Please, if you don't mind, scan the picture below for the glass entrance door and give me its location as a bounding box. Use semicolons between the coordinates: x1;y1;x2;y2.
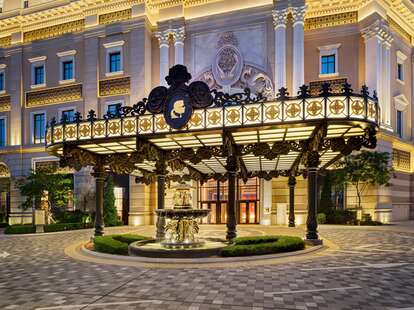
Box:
239;201;258;224
201;201;227;224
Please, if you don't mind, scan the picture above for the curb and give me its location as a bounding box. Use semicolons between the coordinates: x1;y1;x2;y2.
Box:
64;241;326;268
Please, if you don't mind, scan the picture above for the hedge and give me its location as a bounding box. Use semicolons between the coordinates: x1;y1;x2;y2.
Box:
94;234;150;255
4;222;93;234
5;225;36;234
44;222;94;232
221;235;305;257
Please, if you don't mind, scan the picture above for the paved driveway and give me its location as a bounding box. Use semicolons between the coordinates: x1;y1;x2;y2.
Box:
0;224;413;310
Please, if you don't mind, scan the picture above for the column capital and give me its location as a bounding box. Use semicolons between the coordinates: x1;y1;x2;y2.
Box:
291;5;307;26
306;150;320;169
288;175;297;187
361;19;393;44
155;30;170;48
171;26;185;45
272;8;289;29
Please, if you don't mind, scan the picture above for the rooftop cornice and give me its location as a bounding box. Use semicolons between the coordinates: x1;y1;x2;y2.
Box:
0;0;413;45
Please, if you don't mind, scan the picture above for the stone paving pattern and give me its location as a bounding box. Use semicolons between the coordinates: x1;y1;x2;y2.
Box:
0;224;414;310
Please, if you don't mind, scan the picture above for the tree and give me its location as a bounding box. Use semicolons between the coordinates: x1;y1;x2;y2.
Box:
333;151;391;209
319;171;334;213
17;167;73;211
103;175;118;226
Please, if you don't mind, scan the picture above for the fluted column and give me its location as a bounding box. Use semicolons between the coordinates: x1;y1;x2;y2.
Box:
383;39;392;129
362;20;393;130
272;9;288;93
155;30;170;86
305;151;320;243
291;6;306;95
92;163;106;237
172;27;185;65
288;175;296;227
226;156;238;240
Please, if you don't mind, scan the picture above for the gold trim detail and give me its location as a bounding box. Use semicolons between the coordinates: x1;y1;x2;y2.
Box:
246;107;260;121
23;20;85;43
0;95;11;112
26;84;82;108
309;78;347;96
99;77;130;97
0;36;12;48
99;9;132;25
329;100;345;115
0;163;10;177
388;17;412;43
305;12;358;31
307;101;322;116
392;148;411;172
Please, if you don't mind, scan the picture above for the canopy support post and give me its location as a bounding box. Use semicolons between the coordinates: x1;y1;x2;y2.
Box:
288;175;296;227
92;162;106;237
226;156;238;241
155;159;167;241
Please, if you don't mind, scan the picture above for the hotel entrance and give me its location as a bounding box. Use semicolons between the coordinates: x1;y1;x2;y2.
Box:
199;178;259;224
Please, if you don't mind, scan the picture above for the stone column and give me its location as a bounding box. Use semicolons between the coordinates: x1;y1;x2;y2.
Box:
155;160;166;240
172;27;185;65
288;175;296;227
226;156;238;240
92;164;106;237
272;9;288;93
291;6;306;95
155;30;170;87
382;39;392;128
305;151;320;243
362;20;393;130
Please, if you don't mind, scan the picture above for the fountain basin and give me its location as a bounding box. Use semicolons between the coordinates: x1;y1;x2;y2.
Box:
128;239;227;258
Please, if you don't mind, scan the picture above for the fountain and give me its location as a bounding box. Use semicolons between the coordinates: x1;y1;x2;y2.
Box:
128;183;227;258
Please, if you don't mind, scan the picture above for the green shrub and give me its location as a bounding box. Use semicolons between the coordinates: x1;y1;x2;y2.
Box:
317;213;326;224
93;234;150;255
55;210;92;224
103;175;118;226
94;236;129;255
5;225;35;234
0;222;9;228
233;235;280;245
221;235;305;257
111;234;150;245
325;209;357;224
43;222;93;232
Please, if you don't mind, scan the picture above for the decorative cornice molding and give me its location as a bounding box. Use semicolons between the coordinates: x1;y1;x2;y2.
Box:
56;50;77;57
305;11;358;31
28;56;47;63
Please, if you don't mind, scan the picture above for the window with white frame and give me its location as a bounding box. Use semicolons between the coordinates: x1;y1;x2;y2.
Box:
318;44;340;78
29;56;46;88
57;50;76;83
0;64;5;93
396;51;407;83
394;94;409;139
32;112;46;144
0;117;6;147
104;41;124;76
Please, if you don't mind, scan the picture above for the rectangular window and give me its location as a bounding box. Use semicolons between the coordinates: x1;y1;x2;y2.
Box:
321;55;336;74
62;60;73;81
33;113;45;144
109;52;121;73
107;103;121;117
0;118;5;147
397;110;403;138
397;63;404;81
61;109;75;122
0;72;4;91
34;65;44;85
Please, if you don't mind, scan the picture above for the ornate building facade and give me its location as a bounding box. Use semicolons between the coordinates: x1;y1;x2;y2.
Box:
0;0;413;225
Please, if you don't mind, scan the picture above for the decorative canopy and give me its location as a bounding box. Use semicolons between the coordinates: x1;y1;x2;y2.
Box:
46;65;379;184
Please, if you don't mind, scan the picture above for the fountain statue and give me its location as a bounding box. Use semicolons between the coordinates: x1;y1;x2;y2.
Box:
156;183;210;248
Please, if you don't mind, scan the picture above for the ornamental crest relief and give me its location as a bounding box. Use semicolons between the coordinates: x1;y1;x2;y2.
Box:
197;31;274;99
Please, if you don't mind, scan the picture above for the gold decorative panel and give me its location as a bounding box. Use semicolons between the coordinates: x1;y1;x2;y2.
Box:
388;17;412;43
99;9;132;25
309;78;347;96
99;77;130;97
26;84;82;107
0;95;11;112
0;36;12;48
23;20;85;43
305;12;358;30
393;149;411;172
